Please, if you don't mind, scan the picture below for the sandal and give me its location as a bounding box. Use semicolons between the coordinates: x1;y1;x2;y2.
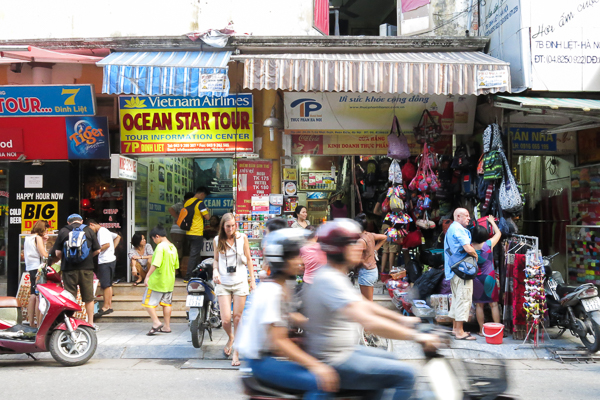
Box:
132;281;143;286
223;341;233;357
455;333;477;341
147;324;164;336
158;327;172;333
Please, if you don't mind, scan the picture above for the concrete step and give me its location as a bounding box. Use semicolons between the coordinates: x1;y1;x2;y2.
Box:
104;295;188;312
374;294;394;310
96;310;188;323
111;281;188;297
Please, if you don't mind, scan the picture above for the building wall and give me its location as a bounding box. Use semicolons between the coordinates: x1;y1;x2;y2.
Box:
398;0;472;36
0;0;320;39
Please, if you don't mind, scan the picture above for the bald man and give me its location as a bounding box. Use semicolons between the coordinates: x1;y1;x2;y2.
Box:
444;208;478;341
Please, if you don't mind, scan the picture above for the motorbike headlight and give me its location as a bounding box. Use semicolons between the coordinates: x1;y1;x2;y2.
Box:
60;290;78;303
38;295;49;315
187;281;205;293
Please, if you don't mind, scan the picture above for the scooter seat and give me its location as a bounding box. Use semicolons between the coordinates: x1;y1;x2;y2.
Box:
0;297;19;308
556;285;579;298
245;375;373;397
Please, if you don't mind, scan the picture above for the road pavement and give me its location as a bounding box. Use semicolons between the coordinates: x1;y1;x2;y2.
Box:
0;357;598;400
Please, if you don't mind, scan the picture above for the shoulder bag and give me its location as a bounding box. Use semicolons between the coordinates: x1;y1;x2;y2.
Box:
387;116;411;160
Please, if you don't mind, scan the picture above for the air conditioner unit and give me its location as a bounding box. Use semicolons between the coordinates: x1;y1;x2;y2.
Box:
379;23;397;36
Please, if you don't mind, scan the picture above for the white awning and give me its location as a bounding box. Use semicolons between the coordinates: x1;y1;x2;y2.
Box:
233;52;511;95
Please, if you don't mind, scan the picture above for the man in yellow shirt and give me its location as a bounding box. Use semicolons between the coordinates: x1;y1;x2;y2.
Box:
185;187;210;281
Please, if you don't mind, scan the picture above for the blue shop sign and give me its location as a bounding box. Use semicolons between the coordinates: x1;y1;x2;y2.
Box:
66;116;110;159
0;84;95;117
510;128;557;152
204;197;234;210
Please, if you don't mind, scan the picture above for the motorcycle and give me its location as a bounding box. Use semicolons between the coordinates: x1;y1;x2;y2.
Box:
187;258;222;349
0;265;97;366
544;253;600;353
241;326;515;400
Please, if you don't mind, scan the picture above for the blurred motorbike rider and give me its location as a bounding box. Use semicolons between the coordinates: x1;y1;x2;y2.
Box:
303;219;440;400
236;229;339;399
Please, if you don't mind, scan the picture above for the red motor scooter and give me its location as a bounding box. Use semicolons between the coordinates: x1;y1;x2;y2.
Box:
0;265;97;366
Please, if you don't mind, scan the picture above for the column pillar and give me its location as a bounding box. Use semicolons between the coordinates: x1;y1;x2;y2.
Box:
259;90;283;194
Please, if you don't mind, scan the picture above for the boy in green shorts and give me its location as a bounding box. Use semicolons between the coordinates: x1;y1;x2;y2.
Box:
142;225;179;335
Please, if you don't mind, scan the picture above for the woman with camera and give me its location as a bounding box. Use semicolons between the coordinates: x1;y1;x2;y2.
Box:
213;213;256;366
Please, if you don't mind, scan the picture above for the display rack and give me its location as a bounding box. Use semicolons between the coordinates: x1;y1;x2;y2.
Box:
566;225;600;285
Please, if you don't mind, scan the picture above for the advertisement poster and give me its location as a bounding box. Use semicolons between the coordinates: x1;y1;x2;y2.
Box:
65;116;110;159
292;134;452;157
236;160;272;214
578;128;600;165
0;84;96;116
285;92;476;136
119;94;254;154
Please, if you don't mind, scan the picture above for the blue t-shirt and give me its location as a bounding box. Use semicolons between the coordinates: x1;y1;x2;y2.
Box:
444;221;472;280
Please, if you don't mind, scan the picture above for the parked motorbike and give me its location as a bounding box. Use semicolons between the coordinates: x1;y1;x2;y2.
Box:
187;258;221;349
0;265;97;366
544;253;600;352
241;326;515;400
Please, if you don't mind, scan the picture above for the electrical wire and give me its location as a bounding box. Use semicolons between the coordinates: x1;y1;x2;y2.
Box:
414;0;482;36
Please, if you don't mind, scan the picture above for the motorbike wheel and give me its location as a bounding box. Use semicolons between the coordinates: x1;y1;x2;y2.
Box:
576;307;600;353
48;325;97;366
191;307;206;349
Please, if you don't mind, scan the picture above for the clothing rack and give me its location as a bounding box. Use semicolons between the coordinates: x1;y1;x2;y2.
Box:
509;234;538;252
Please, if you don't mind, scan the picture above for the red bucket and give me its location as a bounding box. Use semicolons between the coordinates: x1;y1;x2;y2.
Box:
482;323;504;345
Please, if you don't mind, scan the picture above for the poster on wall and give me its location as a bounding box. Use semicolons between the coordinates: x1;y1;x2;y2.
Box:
236;160;272;214
577;128;600;165
118;94;254;155
284;93;477;136
65;116;110;159
530;0;600;91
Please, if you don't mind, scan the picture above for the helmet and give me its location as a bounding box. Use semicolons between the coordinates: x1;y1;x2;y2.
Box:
264;228;308;276
317;219;362;256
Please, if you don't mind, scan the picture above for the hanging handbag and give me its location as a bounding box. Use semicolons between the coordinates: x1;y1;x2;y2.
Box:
389;186;405;212
388;159;403;184
381;197;391;213
451;144;471;170
498;152;524;213
482;150;503;181
387;116;411;160
401;160;417;184
403;229;423;248
413;109;442;144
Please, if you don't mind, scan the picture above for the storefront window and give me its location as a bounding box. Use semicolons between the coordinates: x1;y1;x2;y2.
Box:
135;162;149;236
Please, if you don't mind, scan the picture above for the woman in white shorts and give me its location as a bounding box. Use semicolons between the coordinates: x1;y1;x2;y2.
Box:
213;213;256;366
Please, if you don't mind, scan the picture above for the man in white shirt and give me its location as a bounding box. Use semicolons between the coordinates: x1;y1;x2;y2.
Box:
88;220;121;317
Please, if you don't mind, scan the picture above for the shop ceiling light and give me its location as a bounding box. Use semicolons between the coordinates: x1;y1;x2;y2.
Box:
263;106;282;141
301;156;311;169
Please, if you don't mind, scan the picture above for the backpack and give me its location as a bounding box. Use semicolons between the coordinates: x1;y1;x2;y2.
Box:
451;144;471;170
177;199;200;231
388;159;403;185
63;224;90;263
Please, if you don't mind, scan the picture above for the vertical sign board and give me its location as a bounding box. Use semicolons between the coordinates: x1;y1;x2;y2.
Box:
7;163;75;296
236;160;272;214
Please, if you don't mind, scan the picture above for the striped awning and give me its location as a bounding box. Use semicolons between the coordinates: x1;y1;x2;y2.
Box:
97;51;232;97
496;96;600;111
233;52;511;95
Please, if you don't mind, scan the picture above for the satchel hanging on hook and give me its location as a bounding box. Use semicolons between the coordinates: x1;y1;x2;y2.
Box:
387;116;411;160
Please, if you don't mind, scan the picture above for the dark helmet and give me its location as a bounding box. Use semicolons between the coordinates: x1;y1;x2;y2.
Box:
263;228;308;276
317;219;362;256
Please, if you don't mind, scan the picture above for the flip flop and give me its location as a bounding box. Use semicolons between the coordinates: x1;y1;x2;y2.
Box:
147;324;164;336
132;281;143;286
223;342;233;357
158;327;172;333
455;333;477;341
231;359;241;367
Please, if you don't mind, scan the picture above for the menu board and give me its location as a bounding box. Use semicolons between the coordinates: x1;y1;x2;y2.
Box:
571;164;600;225
236;160;272;214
